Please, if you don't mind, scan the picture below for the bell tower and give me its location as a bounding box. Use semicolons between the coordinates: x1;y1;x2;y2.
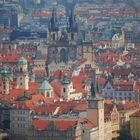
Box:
0;67;10;95
61;73;74;100
87;69;104;140
67;10;78;43
48;8;59;42
16;57;29;90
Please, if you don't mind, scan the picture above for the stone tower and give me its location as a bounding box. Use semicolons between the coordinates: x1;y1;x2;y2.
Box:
67;10;78;43
87;69;104;140
0;67;10;95
16;57;29;90
61;73;74;100
48;8;59;42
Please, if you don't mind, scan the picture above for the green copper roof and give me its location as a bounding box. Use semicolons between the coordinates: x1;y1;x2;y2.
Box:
0;68;10;78
18;57;27;65
38;80;53;90
61;73;71;85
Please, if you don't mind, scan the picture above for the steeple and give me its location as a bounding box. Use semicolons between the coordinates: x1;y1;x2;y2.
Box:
0;67;10;95
16;57;29;90
88;69;104;101
68;9;77;32
61;72;71;85
49;8;58;32
61;72;74;100
87;69;104;140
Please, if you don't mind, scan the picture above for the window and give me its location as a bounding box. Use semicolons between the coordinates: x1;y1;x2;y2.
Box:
53;34;55;40
20;68;22;72
47;92;50;97
63;88;66;93
71;33;74;40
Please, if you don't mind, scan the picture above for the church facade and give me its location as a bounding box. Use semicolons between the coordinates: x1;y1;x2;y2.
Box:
47;10;83;64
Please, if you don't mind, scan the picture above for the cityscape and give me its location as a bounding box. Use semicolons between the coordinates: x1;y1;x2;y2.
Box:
0;0;140;140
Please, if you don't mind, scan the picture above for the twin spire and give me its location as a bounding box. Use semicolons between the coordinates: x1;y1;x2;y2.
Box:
49;8;77;32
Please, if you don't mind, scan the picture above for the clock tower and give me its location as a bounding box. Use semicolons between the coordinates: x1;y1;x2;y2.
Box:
87;69;104;140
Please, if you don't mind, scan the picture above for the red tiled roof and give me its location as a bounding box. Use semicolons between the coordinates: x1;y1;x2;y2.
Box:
79;118;96;129
51;82;61;97
32;105;56;115
32;120;77;131
34;11;51;17
117;102;139;111
98;78;106;85
130;110;140;117
111;69;130;76
35;70;45;77
32;120;50;131
0;56;32;63
133;82;140;91
71;76;84;93
74;102;87;111
53;70;73;79
55;120;77;131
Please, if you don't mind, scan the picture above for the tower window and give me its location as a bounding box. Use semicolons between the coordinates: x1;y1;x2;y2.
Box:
71;33;74;40
47;92;50;97
53;33;55;40
20;83;22;86
20;68;22;72
63;88;66;93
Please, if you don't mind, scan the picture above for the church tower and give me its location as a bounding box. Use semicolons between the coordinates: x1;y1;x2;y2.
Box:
87;69;104;140
16;57;29;90
48;8;59;42
61;73;74;100
67;10;78;43
0;67;10;95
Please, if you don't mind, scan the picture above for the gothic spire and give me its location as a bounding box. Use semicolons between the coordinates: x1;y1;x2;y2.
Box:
89;69;104;101
68;9;77;32
49;8;58;32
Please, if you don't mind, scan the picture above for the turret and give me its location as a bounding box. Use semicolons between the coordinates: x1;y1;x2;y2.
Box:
16;57;29;90
61;72;74;100
87;69;104;140
0;67;10;95
38;78;54;98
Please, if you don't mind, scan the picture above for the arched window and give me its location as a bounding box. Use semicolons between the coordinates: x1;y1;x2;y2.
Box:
47;92;50;97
